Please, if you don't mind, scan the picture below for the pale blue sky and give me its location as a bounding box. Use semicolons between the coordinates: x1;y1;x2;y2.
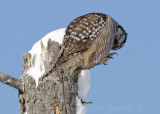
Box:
0;0;160;114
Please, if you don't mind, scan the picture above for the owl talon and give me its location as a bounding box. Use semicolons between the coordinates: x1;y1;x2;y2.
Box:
107;56;113;59
102;52;117;65
112;52;118;56
109;52;118;56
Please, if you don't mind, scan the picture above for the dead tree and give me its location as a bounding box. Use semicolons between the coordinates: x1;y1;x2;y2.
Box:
0;39;85;114
0;13;127;114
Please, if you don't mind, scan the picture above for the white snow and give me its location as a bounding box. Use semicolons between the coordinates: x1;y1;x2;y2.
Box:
26;28;66;86
41;28;65;47
76;96;87;114
26;28;91;114
77;70;91;101
76;70;91;114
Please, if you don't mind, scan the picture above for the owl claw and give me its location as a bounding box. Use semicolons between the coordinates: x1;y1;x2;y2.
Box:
107;52;118;59
102;52;118;65
111;52;118;56
107;56;113;59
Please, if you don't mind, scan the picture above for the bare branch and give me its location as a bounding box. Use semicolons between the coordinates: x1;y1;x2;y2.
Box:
0;72;24;93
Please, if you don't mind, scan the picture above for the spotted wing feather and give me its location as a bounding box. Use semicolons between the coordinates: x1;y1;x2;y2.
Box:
56;13;107;66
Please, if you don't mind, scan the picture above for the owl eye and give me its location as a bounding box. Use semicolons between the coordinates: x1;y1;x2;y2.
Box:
114;39;118;44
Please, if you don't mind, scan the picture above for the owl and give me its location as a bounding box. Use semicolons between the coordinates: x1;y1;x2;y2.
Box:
45;13;127;76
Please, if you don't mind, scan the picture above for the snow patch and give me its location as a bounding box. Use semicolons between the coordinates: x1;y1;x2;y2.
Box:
26;28;66;86
78;70;91;100
76;70;91;114
76;97;87;114
41;28;65;47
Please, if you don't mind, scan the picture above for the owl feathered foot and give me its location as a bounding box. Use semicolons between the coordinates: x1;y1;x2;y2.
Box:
103;52;118;65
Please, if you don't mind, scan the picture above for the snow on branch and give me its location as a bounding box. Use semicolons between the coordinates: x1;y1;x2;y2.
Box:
26;28;66;86
0;72;23;93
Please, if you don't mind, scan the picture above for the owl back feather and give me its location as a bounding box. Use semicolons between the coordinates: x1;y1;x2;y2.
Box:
44;13;127;76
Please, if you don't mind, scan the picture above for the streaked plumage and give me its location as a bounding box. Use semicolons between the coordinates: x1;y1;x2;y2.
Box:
45;13;127;76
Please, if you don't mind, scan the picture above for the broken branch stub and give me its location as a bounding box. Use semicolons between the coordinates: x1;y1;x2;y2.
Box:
20;40;80;114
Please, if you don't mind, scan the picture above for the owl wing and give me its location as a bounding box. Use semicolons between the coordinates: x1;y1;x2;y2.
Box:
56;13;108;66
64;14;106;54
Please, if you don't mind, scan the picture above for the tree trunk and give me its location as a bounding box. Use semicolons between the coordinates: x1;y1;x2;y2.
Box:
19;40;82;114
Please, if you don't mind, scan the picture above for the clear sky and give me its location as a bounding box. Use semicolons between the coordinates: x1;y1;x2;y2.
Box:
0;0;160;114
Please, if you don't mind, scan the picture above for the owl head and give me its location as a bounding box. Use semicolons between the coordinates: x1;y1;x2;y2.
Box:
112;25;127;50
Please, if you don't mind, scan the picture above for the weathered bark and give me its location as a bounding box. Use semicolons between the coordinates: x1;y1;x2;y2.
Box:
0;72;23;93
0;39;84;114
19;39;83;114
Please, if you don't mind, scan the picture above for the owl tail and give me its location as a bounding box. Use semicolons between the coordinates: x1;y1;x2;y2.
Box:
42;56;64;77
43;65;57;77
